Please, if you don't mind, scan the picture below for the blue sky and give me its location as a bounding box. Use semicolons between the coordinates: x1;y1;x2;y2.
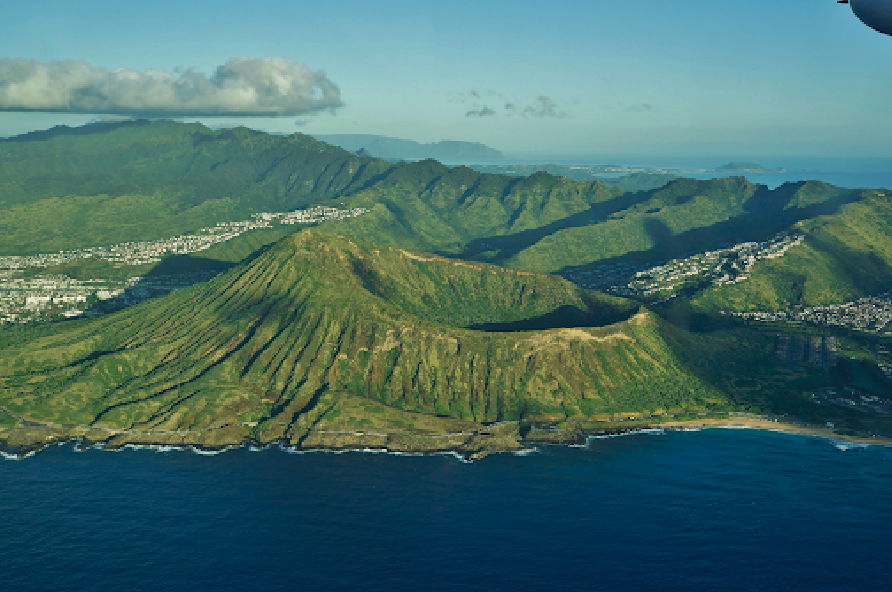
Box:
1;0;890;157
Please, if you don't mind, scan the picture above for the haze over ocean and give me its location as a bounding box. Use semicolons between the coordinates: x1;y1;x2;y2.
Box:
2;429;891;592
470;156;892;191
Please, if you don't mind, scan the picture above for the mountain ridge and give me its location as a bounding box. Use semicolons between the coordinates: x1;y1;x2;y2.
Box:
310;133;504;161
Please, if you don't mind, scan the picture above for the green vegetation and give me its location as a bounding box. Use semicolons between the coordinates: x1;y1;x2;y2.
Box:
4;121;892;453
0;120;392;254
0;231;737;437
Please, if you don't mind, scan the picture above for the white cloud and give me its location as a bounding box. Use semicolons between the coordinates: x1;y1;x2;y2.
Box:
0;57;342;116
522;96;570;119
465;106;496;117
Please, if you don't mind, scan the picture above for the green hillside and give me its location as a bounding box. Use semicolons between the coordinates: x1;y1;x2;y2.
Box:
0;120;391;255
0;231;762;447
323;175;861;274
0;120;624;258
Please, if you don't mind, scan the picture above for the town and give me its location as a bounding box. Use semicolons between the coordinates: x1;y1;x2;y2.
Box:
810;387;892;414
0;205;370;324
0;205;370;271
730;293;892;333
562;231;804;299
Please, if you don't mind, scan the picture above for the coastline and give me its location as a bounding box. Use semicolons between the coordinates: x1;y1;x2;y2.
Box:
1;415;890;461
655;417;892;446
525;417;892;448
0;420;525;461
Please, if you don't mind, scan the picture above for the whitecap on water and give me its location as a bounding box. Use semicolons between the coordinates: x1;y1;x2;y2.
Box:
589;428;667;441
512;447;540;456
0;449;33;461
190;445;240;456
832;440;871;451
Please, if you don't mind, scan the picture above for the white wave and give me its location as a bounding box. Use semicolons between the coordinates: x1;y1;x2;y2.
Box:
0;433;542;463
588;428;667;441
116;443;184;453
832;440;871;451
512;447;540;456
437;451;473;463
190;445;240;456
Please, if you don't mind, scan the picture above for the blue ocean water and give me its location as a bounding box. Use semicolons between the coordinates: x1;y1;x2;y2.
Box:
2;429;891;592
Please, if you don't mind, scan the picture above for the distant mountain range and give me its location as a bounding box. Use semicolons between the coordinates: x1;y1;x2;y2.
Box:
311;134;504;161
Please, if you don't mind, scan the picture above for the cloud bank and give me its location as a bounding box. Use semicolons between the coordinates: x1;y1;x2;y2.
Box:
0;57;342;116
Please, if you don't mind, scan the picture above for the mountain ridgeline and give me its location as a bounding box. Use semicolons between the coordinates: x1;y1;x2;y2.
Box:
310;134;504;161
4;119;892;314
0;120;868;282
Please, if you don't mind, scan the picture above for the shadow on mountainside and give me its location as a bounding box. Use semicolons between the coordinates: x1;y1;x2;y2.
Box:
555;184;863;272
81;243;276;317
456;181;863;273
467;303;637;332
456;189;655;265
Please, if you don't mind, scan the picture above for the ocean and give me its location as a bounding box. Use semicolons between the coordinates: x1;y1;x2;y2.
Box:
2;429;891;591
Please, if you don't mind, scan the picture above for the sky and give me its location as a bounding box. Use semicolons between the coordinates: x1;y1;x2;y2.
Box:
1;0;891;157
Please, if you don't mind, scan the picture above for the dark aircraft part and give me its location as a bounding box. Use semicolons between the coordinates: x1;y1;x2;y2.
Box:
840;0;892;36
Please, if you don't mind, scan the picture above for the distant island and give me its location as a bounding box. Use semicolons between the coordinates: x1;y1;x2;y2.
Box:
311;134;504;161
715;162;785;173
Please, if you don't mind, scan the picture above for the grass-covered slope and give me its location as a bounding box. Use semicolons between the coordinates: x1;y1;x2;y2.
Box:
326;175;862;274
0;121;627;257
322;165;627;256
0;230;737;445
0;120;392;254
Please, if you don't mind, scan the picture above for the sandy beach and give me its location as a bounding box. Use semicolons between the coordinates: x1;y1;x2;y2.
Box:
649;417;892;446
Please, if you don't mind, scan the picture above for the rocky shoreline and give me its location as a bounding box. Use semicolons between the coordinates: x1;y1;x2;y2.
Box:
2;417;890;461
0;420;526;461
